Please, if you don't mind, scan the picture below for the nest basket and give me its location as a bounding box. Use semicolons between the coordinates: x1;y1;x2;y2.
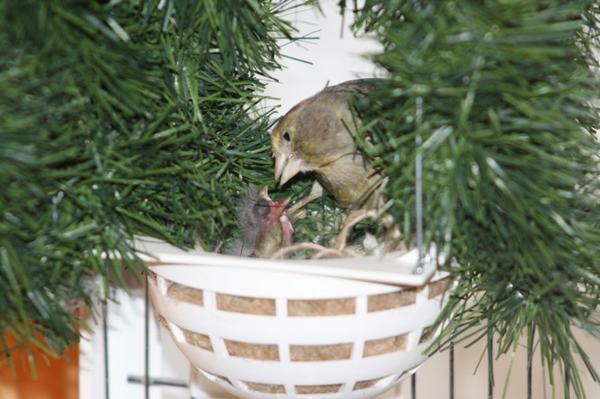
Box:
139;237;453;399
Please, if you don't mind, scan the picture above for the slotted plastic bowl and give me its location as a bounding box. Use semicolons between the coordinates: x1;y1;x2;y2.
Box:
138;237;453;399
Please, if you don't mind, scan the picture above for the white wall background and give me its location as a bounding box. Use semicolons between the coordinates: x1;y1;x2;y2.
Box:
260;0;384;115
79;2;600;399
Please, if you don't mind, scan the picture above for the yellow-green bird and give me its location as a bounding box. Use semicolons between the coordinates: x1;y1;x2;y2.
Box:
271;79;384;208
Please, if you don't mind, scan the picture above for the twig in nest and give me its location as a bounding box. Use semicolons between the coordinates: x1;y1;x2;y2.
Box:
311;249;348;259
272;242;346;259
311;247;352;259
276;194;401;260
335;209;378;251
288;182;324;222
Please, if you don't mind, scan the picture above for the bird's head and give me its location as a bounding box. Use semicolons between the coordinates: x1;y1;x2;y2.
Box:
271;90;359;188
271;102;313;187
238;186;293;257
254;186;290;232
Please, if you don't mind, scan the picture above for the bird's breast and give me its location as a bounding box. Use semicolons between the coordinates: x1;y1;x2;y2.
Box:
315;155;381;208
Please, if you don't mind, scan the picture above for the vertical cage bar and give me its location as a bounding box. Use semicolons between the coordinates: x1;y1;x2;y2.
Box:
487;326;494;399
449;342;455;399
527;324;534;399
527;350;532;399
414;96;424;274
415;141;423;272
411;374;417;399
102;296;110;399
144;278;150;399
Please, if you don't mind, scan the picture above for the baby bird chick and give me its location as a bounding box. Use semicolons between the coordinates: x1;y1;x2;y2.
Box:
232;187;293;258
271;79;384;209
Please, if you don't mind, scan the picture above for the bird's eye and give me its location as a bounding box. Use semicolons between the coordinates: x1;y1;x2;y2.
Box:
282;131;291;142
254;201;270;217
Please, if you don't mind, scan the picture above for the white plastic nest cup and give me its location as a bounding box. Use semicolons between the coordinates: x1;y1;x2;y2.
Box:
140;238;453;399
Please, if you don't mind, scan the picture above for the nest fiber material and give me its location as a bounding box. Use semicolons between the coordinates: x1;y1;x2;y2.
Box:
141;239;452;399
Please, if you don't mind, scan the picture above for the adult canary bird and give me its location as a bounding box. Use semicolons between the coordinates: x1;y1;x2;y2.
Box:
271;79;384;208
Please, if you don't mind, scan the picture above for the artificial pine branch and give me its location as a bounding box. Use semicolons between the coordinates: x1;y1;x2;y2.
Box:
0;0;310;359
351;1;600;397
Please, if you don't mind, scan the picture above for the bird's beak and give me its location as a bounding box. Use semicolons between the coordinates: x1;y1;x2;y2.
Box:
270;197;294;247
269;197;290;220
274;154;308;186
274;153;287;183
273;197;290;209
259;186;270;200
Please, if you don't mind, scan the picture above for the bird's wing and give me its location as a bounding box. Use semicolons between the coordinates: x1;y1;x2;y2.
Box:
321;78;385;95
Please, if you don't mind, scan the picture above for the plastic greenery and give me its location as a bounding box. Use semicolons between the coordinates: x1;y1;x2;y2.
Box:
0;0;309;361
351;1;600;397
2;1;600;396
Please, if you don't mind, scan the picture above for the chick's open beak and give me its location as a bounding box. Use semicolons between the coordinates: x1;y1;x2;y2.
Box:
273;197;290;210
274;153;308;186
267;197;289;219
271;197;293;246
